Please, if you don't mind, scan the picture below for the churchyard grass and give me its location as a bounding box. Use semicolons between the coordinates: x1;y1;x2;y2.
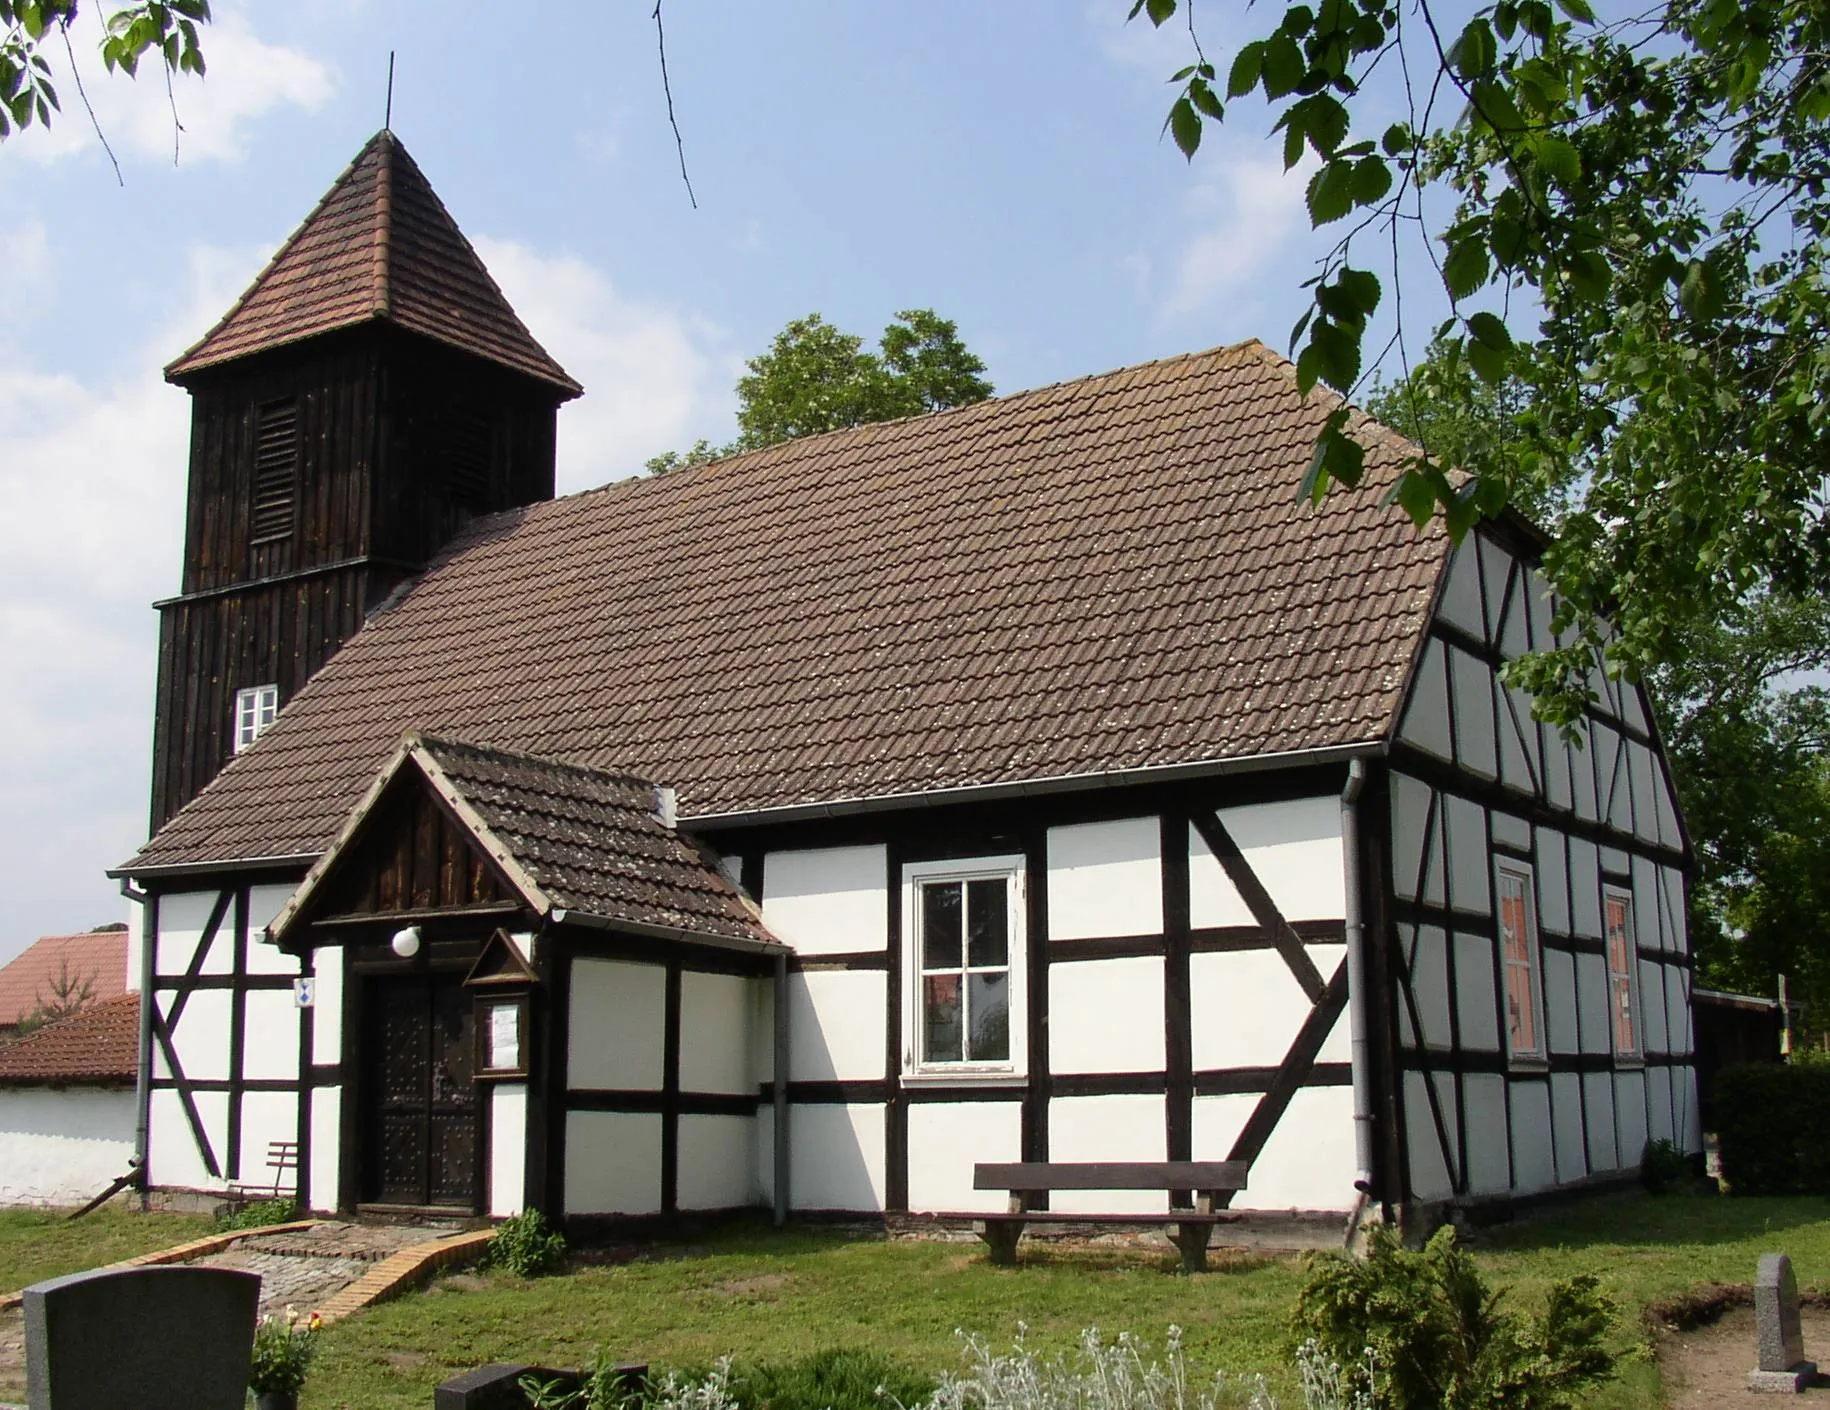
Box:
304;1194;1826;1408
0;1206;211;1292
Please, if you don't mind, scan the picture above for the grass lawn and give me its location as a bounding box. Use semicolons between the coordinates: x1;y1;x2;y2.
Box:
0;1206;212;1292
303;1193;1830;1410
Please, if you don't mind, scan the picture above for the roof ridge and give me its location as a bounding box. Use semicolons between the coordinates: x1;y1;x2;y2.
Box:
412;731;662;793
371;129;394;319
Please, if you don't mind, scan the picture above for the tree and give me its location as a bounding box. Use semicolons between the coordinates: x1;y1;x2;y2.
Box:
1138;0;1830;729
645;309;992;473
13;955;98;1037
1368;343;1830;1030
1;1;209;141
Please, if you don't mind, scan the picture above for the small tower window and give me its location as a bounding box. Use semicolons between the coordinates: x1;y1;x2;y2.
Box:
234;684;279;752
442;408;494;511
250;398;300;542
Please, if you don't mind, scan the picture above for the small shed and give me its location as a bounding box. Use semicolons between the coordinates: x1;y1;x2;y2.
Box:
0;993;140;1206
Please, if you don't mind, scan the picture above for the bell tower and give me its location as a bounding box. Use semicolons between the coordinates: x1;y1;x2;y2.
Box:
150;131;582;831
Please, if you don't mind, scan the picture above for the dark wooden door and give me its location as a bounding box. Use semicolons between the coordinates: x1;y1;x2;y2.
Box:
363;972;480;1208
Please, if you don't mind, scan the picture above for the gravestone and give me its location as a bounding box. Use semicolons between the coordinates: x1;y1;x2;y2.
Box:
23;1265;259;1410
434;1361;646;1410
1750;1252;1818;1393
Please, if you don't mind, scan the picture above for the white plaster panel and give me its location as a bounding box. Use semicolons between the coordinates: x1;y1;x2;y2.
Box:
1404;1071;1458;1202
1646;1064;1675;1147
717;853;744;887
1499;565;1531;660
308;1086;340;1213
1615;1069;1648;1170
1632;857;1662;952
1051;956;1164;1074
1450;648;1499;781
1490;811;1531;853
1621;681;1650;734
1527;569;1555;656
1463;1072;1511;1195
490;1083;526;1217
1543;947;1579;1056
1047;818;1163;940
1550;1071;1587;1185
1628;744;1660;846
1674;1065;1701;1152
311;946;343;1067
1569;839;1602;939
164;988;231;1083
236;1091;298;1193
1660;868;1687;953
1388;774;1433;904
1401;926;1452;1052
1508;1079;1556;1194
1666;967;1693;1056
753;1108;776;1208
1571;721;1600;821
1639;961;1669;1054
246;938;298;979
568;959;666;1091
1543;720;1574;812
750;981;775;1087
1600;845;1631;877
1215;797;1344;922
1399;639;1454;761
241;990;301;1082
1498;697;1533;796
1438;542;1484;638
149;1088;226;1191
1654;766;1683;851
761;846;888;955
680;971;754;1095
566;1111;663;1215
789;971;887;1083
1583;1071;1618;1170
906;1101;1022;1214
0;1089;136;1207
1477;536;1513;644
1535;831;1570;936
246;883;301;974
1190;947;1345;1070
1188;824;1253;927
677;1114;753;1210
1194;1086;1357;1212
1048;1095;1166;1213
157;890;235;978
788;1102;885;1211
1576;952;1610;1055
1443;794;1490;916
1454;933;1501;1052
125;904;145;1000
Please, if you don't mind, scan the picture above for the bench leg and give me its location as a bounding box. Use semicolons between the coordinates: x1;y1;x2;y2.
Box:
974;1220;1025;1266
1165;1222;1212;1274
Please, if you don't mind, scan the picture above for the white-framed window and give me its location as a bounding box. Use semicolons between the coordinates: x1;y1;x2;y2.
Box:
1603;885;1642;1059
234;684;279;753
1496;862;1547;1063
901;854;1026;1081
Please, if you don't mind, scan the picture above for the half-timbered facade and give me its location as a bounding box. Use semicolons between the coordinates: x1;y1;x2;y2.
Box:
113;134;1697;1233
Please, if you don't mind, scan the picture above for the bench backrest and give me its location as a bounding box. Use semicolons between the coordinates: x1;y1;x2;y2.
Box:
973;1160;1245;1192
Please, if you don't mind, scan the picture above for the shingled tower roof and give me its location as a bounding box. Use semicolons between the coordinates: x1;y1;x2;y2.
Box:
165;130;581;397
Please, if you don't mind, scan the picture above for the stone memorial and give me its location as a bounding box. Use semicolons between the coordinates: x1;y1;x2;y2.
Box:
434;1360;646;1410
23;1264;260;1410
1750;1252;1818;1393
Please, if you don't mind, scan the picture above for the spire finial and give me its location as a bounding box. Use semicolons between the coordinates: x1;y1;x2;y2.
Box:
385;51;395;132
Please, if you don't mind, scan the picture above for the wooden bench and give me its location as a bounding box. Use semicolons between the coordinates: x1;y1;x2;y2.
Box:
972;1161;1247;1272
229;1139;299;1202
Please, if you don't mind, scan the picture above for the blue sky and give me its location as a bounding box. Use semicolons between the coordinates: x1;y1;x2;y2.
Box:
0;1;1434;962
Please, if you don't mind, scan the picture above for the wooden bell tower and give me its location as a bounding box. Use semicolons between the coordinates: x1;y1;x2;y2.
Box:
149;131;582;831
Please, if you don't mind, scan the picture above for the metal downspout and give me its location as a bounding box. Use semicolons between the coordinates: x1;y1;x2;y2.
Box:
1341;759;1375;1195
773;950;790;1225
122;880;156;1194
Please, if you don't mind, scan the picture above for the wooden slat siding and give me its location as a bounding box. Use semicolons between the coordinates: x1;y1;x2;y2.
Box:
1217;958;1351;1204
1188;811;1328;1002
974;1161;1246;1192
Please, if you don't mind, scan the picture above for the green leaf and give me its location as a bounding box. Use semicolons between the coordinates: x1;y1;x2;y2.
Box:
1227;40;1265;98
1306;159;1355;225
1553;0;1595;21
1449;19;1497;79
1381;122;1409;157
1309;317;1363;389
1168;95;1201;159
1467;311;1513;350
1466;334;1511;385
1263;33;1305;99
1337;266;1381;317
1189;76;1224;120
1443;237;1492;299
1283;120;1306;170
1530;133;1581;186
1145;0;1178;25
1350;155;1392;205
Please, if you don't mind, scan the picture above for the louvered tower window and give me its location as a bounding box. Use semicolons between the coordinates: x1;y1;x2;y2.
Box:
250;398;300;543
442;408;494;511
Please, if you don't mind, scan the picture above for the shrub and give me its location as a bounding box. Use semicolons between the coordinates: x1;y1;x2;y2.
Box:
1713;1062;1830;1194
1290;1225;1614;1410
248;1308;321;1395
1639;1138;1697;1194
213;1197;297;1232
487;1207;567;1278
731;1348;934;1410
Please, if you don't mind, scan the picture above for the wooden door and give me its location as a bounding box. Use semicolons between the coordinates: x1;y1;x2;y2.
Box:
363;971;480;1208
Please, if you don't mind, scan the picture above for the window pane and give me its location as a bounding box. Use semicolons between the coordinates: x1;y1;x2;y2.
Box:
923;882;962;969
967;878;1008;967
1613;974;1636;1052
967;971;1009;1061
1506;961;1537;1054
1499;875;1530;964
923;974;962;1062
1605;894;1632;975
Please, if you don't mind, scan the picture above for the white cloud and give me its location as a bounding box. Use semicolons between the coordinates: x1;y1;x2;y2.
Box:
473;237;739;491
1161;147;1316;318
25;3;334;169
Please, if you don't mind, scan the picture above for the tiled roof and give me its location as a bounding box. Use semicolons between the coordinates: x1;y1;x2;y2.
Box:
165;131;580;397
418;734;773;945
0;932;130;1029
0;991;140;1086
124;340;1450;874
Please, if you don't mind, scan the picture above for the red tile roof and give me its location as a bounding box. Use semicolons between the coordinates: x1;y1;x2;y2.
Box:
0;991;140;1086
122;339;1450;875
165;131;580;397
0;932;130;1029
